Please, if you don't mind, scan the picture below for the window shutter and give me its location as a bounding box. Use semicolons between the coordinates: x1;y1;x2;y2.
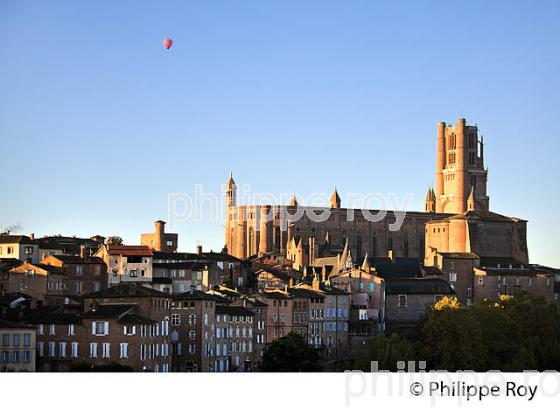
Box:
105;322;109;335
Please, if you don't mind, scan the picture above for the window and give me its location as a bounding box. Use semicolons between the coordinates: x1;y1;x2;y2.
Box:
369;282;375;292
102;343;110;358
68;324;75;336
171;314;180;326
90;343;98;358
120;343;129;359
37;342;44;357
448;152;456;165
449;272;457;282
12;334;20;347
189;330;196;340
92;321;109;336
49;342;56;357
398;294;407;308
188;314;196;326
528;277;533;287
71;342;79;358
76;265;84;275
49;324;56;336
2;334;9;347
130;270;138;277
94;265;101;276
37;325;44;336
23;333;31;347
124;325;136;335
59;342;67;358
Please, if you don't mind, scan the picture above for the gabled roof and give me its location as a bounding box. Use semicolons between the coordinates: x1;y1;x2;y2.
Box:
24;310;82;325
215;305;254;317
173;290;222;301
261;290;291;300
441;210;526;223
364;257;422;279
84;283;169;299
0;235;36;245
288;288;325;300
49;255;105;264
0;318;36;329
81;304;136;319
0;258;23;272
439;252;479;260
106;245;153;257
479;257;526;268
152;251;241;263
153;262;207;270
385;278;455;295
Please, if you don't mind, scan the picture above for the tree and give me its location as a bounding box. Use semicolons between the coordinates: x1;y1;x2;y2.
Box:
421;306;488;371
106;236;124;246
260;333;322;372
419;292;560;372
355;334;416;372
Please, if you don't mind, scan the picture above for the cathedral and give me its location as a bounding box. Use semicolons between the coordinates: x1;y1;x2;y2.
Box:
224;118;528;270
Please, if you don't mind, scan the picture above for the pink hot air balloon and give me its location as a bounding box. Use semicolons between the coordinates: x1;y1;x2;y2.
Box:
163;38;173;50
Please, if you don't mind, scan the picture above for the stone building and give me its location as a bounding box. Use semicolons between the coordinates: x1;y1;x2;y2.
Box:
41;254;108;297
0;235;39;263
170;290;219;372
384;278;455;334
1;262;66;302
259;290;293;342
214;305;255;372
224;119;491;263
0;319;36;372
94;245;153;286
141;220;178;253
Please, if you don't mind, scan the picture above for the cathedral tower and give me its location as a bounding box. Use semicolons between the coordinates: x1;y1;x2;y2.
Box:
225;172;237;208
435;119;489;214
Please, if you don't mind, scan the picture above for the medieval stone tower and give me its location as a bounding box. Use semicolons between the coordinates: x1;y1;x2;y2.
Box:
435;118;489;214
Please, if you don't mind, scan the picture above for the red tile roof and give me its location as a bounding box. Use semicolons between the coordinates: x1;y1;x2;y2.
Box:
107;245;153;257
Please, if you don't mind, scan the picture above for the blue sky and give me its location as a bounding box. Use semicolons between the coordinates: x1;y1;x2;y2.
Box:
1;0;559;266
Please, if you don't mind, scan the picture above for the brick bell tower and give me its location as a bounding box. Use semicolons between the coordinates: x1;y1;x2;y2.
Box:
435;118;489;214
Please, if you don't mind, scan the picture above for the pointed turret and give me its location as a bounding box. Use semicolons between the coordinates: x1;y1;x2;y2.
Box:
467;186;477;211
225;172;237;208
330;187;341;209
288;193;298;207
361;253;370;272
425;186;436;213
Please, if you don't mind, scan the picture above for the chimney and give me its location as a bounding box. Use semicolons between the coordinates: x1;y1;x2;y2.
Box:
29;233;35;240
387;250;394;262
196;245;203;255
80;245;85;258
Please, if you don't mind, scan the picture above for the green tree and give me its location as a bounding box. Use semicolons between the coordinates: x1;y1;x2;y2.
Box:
421;307;488;371
261;333;322;372
355;334;416;372
106;236;124;245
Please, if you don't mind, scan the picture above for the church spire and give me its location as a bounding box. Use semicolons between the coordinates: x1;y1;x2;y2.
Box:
330;186;341;209
425;186;436;213
225;172;237;208
288;193;298;207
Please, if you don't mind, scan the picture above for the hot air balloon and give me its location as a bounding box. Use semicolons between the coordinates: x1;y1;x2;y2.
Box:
163;38;173;50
